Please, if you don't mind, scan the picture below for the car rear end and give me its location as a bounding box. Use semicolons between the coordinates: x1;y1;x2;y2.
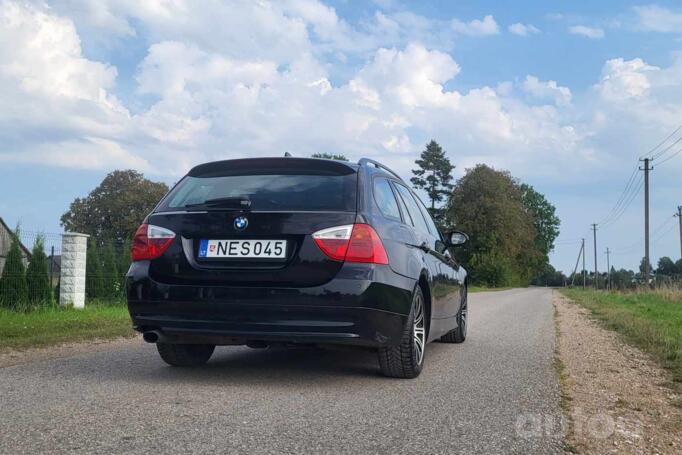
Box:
126;158;415;348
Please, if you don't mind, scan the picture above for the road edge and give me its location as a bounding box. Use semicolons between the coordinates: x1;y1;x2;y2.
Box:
553;291;681;454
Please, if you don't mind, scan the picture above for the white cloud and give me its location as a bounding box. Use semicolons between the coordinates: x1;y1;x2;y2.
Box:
508;23;540;36
2;0;682;190
522;76;572;106
0;1;136;170
451;15;499;37
633;5;682;33
0;138;149;170
596;58;659;101
568;25;605;39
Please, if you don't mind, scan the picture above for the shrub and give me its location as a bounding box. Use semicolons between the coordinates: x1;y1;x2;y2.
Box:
101;241;120;299
0;228;29;309
86;238;104;300
26;235;52;306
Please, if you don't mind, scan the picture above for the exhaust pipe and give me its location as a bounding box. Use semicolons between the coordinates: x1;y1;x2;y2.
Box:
142;331;161;343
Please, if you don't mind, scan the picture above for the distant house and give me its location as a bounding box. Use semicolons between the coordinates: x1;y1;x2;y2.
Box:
0;217;31;275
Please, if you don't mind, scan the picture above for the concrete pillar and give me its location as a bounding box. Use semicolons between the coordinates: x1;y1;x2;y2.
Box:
60;233;89;308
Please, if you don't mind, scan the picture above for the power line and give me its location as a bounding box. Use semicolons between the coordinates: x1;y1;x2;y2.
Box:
600;174;644;228
656;147;682;166
651;137;682;160
652;221;676;245
611;216;673;255
598;165;640;225
641;123;682;160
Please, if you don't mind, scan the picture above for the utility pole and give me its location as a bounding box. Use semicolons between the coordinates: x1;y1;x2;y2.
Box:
605;248;611;291
591;224;598;289
582;238;586;289
570;240;584;287
675;205;682;259
639;158;653;284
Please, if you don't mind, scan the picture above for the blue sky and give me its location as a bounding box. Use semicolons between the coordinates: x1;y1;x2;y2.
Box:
1;0;681;274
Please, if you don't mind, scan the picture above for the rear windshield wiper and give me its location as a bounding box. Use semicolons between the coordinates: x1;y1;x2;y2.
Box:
185;197;252;210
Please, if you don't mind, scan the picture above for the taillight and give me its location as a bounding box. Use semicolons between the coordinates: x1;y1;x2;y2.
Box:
312;224;389;265
131;224;176;261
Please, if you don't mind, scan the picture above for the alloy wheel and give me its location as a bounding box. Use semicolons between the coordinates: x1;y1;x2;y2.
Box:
460;293;468;337
413;293;425;365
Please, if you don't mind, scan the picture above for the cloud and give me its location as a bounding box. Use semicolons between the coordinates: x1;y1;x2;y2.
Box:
451;15;499;37
596;58;659;101
508;23;540;36
633;5;682;33
3;0;682;190
522;76;572;106
0;1;135;168
568;25;605;39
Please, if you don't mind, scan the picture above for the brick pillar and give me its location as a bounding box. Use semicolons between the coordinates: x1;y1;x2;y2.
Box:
60;233;89;309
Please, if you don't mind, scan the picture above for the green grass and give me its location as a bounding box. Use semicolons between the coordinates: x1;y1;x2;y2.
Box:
0;302;134;350
560;288;682;383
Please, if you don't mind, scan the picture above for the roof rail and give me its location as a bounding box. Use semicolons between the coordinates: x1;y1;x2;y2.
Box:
358;158;404;182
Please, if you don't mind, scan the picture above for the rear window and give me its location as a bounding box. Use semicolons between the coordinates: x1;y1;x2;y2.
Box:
158;174;357;212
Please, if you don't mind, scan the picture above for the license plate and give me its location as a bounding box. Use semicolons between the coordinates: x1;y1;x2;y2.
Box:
199;239;287;259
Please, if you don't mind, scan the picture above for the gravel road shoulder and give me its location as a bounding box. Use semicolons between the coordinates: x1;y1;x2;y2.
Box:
554;292;681;454
0;336;140;368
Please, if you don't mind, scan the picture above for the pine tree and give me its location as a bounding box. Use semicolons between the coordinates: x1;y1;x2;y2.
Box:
86;238;104;300
101;240;120;299
411;140;455;221
25;235;52;306
0;228;29;309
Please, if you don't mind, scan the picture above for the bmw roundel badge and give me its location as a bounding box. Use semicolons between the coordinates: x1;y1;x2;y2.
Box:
234;216;248;230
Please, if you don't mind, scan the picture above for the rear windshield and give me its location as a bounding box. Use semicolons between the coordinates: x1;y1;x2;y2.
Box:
157;173;357;212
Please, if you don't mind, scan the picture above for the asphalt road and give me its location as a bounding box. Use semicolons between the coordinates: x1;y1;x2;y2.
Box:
0;288;562;454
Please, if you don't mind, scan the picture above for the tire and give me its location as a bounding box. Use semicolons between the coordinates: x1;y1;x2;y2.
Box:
440;286;467;344
378;286;426;379
156;343;215;367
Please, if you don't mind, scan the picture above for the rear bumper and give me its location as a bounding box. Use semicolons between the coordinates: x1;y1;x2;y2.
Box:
126;262;415;347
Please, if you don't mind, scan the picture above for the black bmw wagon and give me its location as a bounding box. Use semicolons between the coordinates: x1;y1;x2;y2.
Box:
126;157;468;378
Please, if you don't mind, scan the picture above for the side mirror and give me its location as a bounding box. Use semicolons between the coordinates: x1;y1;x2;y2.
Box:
447;231;469;246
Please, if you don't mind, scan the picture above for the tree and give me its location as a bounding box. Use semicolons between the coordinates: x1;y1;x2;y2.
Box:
520;184;560;259
411;141;455;212
61;170;169;244
118;238;131;289
656;256;677;277
530;263;567;287
0;228;28;309
25;235;52;306
446;164;542;287
86;238;104;300
639;257;653;277
311;153;348;161
101;241;120;299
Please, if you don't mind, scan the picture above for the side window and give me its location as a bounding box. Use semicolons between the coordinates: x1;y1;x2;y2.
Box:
395;186;414;225
373;178;401;220
415;195;441;239
394;184;430;235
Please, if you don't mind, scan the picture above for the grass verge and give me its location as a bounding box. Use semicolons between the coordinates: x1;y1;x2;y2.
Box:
0;303;134;351
560;288;682;383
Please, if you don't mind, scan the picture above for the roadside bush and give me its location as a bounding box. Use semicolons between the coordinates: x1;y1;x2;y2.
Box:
101;241;120;299
470;252;514;287
0;228;28;309
25;235;52;307
86;238;104;301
